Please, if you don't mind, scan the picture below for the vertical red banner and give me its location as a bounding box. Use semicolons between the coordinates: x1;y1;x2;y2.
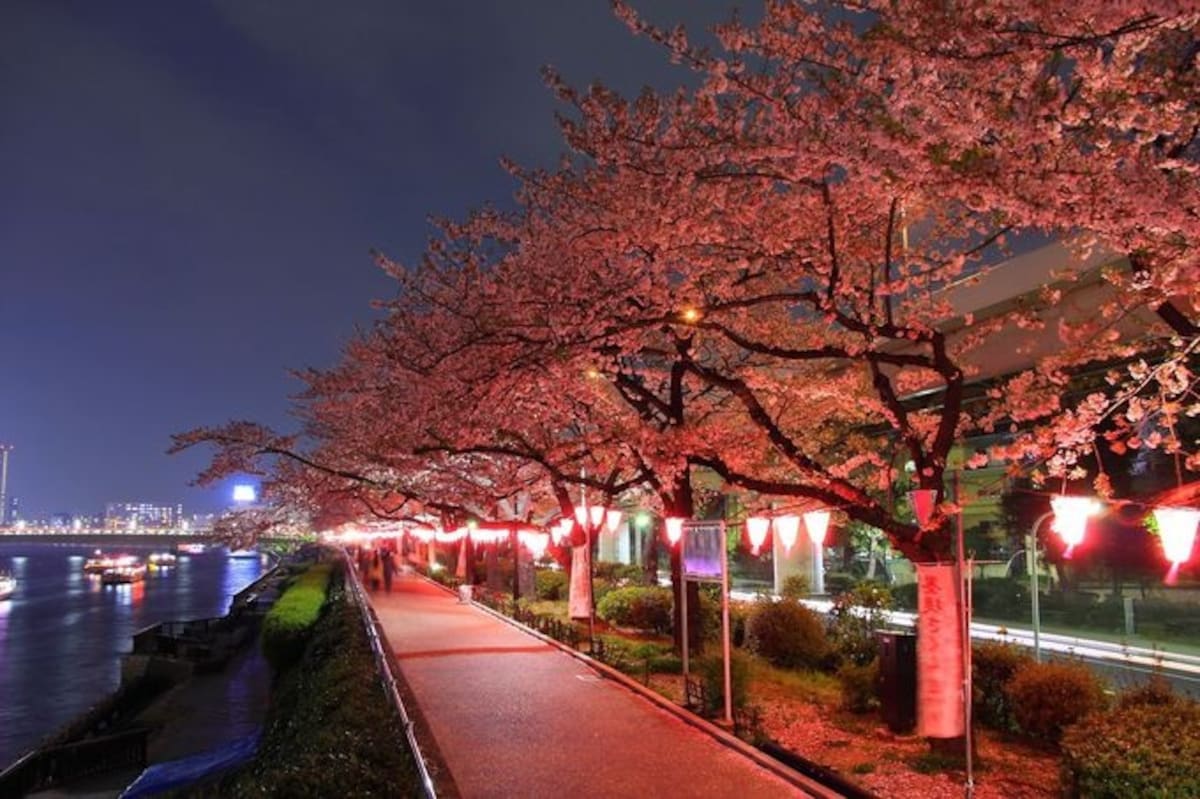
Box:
569;545;592;620
916;562;965;737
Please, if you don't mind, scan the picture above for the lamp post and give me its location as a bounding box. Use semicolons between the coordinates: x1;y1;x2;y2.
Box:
1026;511;1054;663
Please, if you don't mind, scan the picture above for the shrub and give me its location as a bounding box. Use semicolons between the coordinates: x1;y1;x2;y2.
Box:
827;583;893;667
535;569;568;601
261;562;333;673
697;586;722;642
1118;675;1179;710
729;600;753;648
781;574;810;599
973;642;1032;731
697;651;750;715
1005;660;1107;743
970;578;1028;621
745;599;829;669
824;571;857;595
596;586;674;633
837;658;879;713
1061;700;1200;798
592;578;616;605
594;561;645;585
891;582;918;611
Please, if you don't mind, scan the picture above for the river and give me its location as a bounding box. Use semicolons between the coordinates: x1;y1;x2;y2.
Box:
0;540;266;766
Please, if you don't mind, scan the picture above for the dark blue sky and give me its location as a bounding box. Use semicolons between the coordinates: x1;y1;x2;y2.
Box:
0;1;736;517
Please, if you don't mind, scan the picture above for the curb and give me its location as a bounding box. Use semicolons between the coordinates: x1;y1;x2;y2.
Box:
422;576;845;799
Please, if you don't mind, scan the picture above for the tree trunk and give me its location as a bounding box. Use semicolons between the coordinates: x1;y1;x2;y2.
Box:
643;522;659;585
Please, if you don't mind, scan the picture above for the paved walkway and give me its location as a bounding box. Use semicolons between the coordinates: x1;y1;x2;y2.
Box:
368;574;804;799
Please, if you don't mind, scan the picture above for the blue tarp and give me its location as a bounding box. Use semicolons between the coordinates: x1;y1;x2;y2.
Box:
119;728;261;798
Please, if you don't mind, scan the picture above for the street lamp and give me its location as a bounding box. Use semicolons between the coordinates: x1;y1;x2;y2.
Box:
1028;496;1100;661
1026;510;1055;663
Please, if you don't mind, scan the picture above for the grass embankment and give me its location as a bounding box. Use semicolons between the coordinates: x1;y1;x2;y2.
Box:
198;561;423;798
260;562;333;672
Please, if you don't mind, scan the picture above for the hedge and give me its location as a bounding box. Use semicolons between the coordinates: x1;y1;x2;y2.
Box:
261;562;333;673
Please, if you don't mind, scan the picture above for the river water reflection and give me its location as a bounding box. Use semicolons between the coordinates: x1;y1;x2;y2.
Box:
0;541;264;765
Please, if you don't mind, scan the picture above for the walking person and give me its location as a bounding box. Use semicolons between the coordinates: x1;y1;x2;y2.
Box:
370;548;383;591
381;548;395;593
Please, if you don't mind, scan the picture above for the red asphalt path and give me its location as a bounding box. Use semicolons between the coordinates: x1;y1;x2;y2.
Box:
368;574;805;799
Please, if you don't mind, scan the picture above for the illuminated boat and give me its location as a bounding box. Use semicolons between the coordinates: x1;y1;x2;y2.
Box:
86;553;140;575
147;552;177;569
101;563;146;584
176;543;206;554
226;548;259;559
0;574;14;600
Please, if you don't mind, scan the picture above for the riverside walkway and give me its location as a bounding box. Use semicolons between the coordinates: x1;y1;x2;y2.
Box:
368;574;808;799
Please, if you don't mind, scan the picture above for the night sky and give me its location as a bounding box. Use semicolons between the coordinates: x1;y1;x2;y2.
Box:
1;1;735;518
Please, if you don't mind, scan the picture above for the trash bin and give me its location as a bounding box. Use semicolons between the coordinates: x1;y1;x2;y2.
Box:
458;584;474;604
876;630;917;733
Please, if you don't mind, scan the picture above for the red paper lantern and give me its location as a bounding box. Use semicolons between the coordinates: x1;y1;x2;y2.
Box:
1154;506;1199;585
746;516;770;553
908;489;937;527
605;509;623;534
775;515;800;552
1050;495;1100;559
665;517;684;545
803;509;831;546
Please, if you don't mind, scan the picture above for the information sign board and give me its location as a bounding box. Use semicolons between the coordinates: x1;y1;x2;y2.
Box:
683;521;724;581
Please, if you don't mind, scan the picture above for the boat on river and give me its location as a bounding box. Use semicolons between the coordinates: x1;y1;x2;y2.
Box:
226;548;259;559
176;542;206;555
148;552;177;569
0;573;15;600
101;563;146;585
83;552;140;575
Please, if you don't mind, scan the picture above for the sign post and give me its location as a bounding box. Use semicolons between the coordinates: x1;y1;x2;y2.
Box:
683;520;732;724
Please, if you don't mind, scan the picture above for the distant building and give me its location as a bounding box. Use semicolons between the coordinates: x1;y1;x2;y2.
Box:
187;513;216;532
104;502;183;530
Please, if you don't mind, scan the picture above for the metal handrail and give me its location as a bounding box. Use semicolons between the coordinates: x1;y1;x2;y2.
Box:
340;550;438;799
